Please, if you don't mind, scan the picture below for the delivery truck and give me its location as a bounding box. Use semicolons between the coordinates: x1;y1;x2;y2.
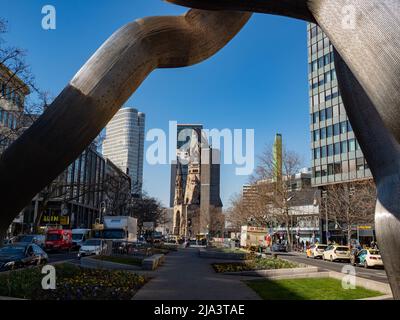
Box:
98;216;138;242
240;226;268;250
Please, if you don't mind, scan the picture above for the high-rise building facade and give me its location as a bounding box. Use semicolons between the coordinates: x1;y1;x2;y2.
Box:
307;23;372;187
102;107;145;196
0;63;30;154
169;124;203;207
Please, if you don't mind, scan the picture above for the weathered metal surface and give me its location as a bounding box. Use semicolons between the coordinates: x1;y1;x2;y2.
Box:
166;0;315;22
334;51;400;299
308;0;400;144
309;1;400;298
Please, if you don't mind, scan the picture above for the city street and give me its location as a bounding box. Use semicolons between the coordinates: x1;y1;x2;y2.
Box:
0;0;399;305
48;251;79;265
279;252;388;284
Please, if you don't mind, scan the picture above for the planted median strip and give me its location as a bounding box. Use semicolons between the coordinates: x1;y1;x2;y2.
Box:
212;257;299;273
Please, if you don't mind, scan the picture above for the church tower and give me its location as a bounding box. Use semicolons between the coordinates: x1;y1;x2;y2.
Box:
174;161;184;206
173;160;187;236
184;130;201;205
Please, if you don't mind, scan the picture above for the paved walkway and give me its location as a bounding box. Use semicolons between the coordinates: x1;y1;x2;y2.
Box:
133;248;261;300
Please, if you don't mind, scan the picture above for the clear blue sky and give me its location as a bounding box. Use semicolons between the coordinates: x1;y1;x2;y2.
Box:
2;0;311;207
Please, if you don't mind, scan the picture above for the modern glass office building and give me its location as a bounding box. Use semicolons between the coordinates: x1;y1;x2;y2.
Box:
102;107;145;196
307;23;372;187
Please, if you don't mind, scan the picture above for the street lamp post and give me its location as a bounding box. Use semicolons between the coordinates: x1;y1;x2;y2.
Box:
286;195;295;251
322;190;328;243
98;200;107;223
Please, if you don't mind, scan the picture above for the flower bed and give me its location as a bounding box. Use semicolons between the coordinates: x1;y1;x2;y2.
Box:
0;263;146;300
212;257;299;273
200;248;256;260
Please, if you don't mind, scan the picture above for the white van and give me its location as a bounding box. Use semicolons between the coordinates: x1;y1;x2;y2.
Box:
72;229;92;249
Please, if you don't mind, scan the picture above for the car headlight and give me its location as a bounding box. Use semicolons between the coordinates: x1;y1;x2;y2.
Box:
4;261;15;269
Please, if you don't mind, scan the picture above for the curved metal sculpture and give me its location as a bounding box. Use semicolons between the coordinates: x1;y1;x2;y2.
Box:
168;0;400;299
0;0;399;298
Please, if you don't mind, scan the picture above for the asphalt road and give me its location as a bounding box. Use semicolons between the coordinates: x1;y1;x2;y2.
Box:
277;252;389;284
48;251;80;264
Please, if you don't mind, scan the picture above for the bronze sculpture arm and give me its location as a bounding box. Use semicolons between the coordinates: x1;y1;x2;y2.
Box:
165;0;315;22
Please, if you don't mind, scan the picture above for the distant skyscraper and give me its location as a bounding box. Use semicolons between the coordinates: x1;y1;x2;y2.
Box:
102;107;145;196
307;23;372;187
169;124;203;207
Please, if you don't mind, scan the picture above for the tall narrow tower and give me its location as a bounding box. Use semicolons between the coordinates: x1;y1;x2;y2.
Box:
184;130;201;205
173;161;185;235
174;161;184;206
273;133;283;183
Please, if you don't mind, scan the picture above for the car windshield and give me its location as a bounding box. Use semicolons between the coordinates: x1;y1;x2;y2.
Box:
369;250;380;255
47;233;62;241
82;240;101;246
101;229;125;239
0;246;26;255
18;235;34;242
317;245;327;249
72;234;84;241
337;246;349;251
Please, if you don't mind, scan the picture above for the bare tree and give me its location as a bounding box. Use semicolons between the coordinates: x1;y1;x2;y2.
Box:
103;168;132;216
324;180;376;245
246;142;319;250
0;18;49;243
225;193;251;230
226;184;276;230
130;194;164;235
250;144;305;250
0;18;50;152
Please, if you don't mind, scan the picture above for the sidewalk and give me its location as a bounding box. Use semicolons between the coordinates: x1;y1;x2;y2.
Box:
133;248;261;300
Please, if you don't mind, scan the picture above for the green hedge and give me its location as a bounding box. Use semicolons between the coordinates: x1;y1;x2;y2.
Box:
212;257;298;273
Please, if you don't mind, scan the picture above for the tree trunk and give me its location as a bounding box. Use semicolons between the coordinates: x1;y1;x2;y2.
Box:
347;227;352;247
286;224;292;251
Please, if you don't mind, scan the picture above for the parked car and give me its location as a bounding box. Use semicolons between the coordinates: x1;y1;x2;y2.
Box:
3;236;18;245
137;236;147;244
323;245;351;262
16;234;46;248
351;248;384;268
45;229;73;252
272;242;288;252
72;229;92;250
166;235;178;244
77;239;107;259
306;244;328;259
0;243;48;272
